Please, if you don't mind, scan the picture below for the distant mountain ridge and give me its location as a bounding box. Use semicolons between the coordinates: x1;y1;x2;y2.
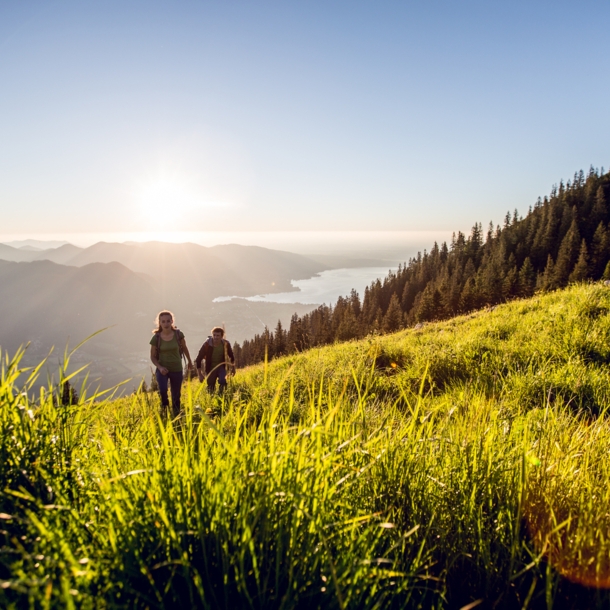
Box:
0;241;329;299
0;259;157;355
1;239;69;250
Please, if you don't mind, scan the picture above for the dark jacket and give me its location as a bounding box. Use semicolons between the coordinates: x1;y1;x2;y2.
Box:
195;337;235;374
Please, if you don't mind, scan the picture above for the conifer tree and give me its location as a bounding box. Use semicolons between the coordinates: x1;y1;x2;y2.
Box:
232;342;243;368
287;313;306;352
273;321;286;357
502;265;518;299
538;255;556;291
458;277;476;312
349;289;362;320
591;222;610;278
382;293;403;332
569;240;590;282
518;257;536;297
336;308;359;341
553;217;581;286
591;186;608;228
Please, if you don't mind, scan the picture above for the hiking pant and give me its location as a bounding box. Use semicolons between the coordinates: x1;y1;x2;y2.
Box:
207;365;227;393
156;369;183;417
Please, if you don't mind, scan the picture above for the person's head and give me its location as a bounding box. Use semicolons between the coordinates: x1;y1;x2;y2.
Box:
211;326;224;341
154;310;176;333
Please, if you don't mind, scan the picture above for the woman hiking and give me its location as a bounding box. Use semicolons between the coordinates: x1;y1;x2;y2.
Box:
150;310;194;417
195;326;235;393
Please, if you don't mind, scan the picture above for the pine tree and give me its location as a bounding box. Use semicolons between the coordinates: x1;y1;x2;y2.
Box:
401;281;418;314
372;306;384;332
382;293;403;332
233;342;243;368
459;277;477;312
569;240;589;282
518;257;536;297
591;186;608;228
540;255;557;291
349;289;362;320
273;320;287;357
591;222;610;278
553;217;581;286
443;263;463;315
287;313;306;352
502;265;518;299
336;308;360;341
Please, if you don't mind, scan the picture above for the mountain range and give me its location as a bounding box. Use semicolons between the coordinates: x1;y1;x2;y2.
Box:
0;241;328;298
0;241;328;387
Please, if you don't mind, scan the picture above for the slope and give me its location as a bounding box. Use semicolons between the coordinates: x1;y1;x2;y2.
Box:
2;284;610;608
235;166;610;366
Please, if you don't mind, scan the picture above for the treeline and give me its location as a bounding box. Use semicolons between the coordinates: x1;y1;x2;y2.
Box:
233;167;610;368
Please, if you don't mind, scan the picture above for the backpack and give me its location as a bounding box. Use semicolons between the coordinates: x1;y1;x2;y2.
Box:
155;328;185;362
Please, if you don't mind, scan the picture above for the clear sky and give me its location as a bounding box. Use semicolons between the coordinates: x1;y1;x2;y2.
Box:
1;0;609;239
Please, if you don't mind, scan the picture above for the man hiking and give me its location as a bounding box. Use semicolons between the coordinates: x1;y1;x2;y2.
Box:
195;327;236;393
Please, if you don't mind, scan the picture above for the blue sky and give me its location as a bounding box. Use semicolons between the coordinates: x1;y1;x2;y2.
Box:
1;0;609;238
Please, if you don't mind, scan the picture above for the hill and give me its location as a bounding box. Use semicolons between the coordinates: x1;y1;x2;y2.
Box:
0;243;43;262
1;239;70;249
1;283;610;607
235;167;610;366
0;259;157;354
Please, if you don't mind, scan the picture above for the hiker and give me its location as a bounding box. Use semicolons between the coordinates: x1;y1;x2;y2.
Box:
150;310;194;417
195;327;236;393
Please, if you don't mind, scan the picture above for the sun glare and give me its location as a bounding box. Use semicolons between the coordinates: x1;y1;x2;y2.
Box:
137;178;196;219
133;173;235;232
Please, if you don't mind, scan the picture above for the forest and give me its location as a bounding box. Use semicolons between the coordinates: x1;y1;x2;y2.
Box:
234;167;610;367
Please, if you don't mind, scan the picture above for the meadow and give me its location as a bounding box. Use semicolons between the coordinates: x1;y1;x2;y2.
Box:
2;283;610;608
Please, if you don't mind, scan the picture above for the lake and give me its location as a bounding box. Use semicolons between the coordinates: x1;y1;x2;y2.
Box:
214;266;395;305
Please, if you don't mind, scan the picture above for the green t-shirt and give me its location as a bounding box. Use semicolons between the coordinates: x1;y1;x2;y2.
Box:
211;343;225;370
150;331;184;373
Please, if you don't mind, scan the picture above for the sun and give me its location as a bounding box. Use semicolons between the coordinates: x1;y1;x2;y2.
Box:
134;177;201;231
132;170;234;232
136;178;197;220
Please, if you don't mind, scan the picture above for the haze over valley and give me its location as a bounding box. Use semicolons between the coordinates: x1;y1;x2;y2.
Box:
0;237;412;390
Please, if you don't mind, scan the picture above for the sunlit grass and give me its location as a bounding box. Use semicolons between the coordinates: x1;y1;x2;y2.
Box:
2;283;610;607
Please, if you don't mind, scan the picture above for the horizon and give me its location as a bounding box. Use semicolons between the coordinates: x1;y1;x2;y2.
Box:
0;229;454;259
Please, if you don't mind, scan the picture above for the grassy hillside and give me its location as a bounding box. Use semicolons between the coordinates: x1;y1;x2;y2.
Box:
2;283;610;608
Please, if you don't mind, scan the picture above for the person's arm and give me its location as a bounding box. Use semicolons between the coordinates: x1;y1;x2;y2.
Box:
226;341;236;375
150;344;168;375
195;344;206;381
180;335;193;369
226;341;235;365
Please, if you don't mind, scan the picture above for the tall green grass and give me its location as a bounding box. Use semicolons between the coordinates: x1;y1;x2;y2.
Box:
2;283;610;608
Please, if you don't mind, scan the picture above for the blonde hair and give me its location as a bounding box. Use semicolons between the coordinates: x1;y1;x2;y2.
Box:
153;310;177;333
